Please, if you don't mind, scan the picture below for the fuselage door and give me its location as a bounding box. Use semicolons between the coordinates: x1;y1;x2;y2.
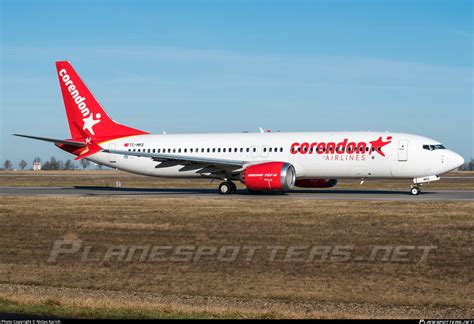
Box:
398;140;408;161
109;143;117;163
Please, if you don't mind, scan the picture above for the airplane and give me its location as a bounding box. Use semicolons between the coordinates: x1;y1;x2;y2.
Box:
14;61;465;196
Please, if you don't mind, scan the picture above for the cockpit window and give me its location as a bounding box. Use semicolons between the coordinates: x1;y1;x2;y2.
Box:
423;144;446;151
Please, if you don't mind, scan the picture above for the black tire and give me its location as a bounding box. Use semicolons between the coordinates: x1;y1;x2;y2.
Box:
410;187;420;195
229;182;237;194
218;182;231;195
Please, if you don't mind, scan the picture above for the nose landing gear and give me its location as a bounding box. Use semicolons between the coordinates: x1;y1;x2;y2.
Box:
410;185;421;195
410;175;441;195
218;181;237;195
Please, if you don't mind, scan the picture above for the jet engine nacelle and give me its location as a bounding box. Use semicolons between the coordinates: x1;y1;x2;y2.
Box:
242;162;296;191
295;179;338;188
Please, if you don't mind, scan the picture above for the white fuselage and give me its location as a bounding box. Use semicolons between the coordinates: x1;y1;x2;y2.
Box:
87;131;464;181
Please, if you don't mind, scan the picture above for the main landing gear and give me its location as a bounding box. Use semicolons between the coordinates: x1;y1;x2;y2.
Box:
410;185;421;195
218;181;237;195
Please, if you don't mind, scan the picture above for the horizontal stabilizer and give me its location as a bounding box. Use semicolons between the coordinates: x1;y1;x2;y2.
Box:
13;134;86;147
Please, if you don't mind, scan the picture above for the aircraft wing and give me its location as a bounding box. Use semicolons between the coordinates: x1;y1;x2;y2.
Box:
103;148;246;175
13;134;86;147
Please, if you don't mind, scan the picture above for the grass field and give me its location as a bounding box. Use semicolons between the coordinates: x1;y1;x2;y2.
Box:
0;193;473;318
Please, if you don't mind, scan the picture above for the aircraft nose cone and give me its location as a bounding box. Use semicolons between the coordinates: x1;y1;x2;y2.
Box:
450;152;465;169
446;151;464;170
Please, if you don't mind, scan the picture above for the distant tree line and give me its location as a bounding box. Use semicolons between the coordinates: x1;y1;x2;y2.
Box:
41;157;76;170
458;158;474;171
1;157;105;170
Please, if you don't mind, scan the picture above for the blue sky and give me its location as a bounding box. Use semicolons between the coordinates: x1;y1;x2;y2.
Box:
1;0;472;167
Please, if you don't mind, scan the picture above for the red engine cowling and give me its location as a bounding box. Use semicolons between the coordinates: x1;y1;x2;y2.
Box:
295;179;338;188
242;162;296;191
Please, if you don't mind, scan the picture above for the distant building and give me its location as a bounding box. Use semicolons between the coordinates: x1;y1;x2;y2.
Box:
33;162;42;171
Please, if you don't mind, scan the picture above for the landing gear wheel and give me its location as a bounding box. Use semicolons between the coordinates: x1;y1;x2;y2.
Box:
410;186;421;195
218;181;235;195
229;182;237;194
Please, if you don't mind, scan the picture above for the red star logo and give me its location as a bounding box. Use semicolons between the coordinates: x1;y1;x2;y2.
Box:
369;136;392;157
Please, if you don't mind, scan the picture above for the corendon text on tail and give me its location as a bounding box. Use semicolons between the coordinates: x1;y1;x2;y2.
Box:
14;61;465;196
